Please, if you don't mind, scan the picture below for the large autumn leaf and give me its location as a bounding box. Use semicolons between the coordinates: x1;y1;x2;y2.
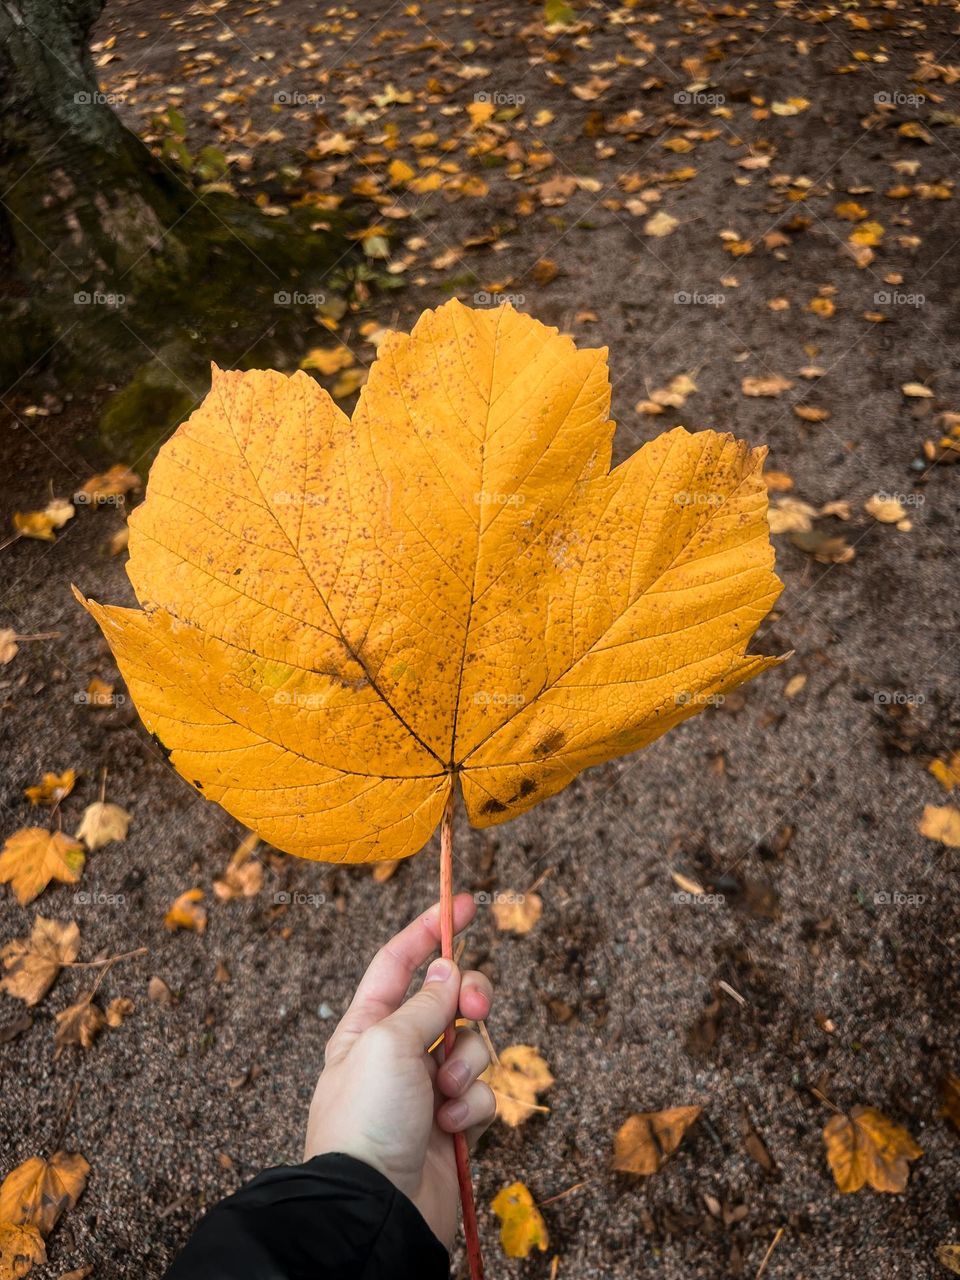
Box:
77;301;782;862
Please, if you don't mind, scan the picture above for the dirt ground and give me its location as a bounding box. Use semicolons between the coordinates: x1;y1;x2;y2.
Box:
2;0;960;1276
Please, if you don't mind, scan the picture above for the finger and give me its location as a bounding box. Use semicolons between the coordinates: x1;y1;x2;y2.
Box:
458;970;492;1023
437;1029;490;1099
436;1081;497;1135
327;895;475;1060
380;956;461;1051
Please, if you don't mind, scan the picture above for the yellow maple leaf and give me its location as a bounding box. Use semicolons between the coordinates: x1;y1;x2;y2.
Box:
0;917;80;1006
612;1105;703;1175
491;1182;548;1258
77;302;782;864
0;1151;89;1237
23;770;76;807
0;830;85;906
823;1106;922;1193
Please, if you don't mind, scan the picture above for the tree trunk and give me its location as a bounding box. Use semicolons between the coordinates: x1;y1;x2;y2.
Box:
0;0;194;298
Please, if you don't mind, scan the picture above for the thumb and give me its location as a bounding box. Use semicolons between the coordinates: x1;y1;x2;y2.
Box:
383;957;460;1050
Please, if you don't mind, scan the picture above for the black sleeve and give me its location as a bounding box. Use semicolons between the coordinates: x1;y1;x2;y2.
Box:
163;1152;450;1280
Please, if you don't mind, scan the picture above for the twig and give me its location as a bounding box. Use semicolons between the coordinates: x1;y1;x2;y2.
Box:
756;1226;785;1278
440;788;484;1280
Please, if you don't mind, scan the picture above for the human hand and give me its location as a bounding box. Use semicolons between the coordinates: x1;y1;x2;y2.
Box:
304;894;496;1249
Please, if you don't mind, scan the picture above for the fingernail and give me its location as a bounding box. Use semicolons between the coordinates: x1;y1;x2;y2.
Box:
425;958;453;984
444;1099;468;1126
445;1060;471;1091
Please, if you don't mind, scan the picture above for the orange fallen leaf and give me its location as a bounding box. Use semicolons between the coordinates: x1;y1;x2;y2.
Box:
213;833;263;900
164;888;207;932
0;830;85;906
54;1000;106;1057
0;1152;89;1236
612;1105;703;1175
24;770;76;808
491;892;542;935
823;1106;922;1193
0;1221;45;1276
742;374;793;397
928;752;960;791
919;805;960;847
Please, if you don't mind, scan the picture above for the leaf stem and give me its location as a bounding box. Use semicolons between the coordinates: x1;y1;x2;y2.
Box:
439;787;484;1280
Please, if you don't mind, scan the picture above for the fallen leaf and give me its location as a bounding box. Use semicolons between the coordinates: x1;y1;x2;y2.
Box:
105;996;134;1027
213;832;263;900
74;802;131;851
612;1105;702;1175
772;97;810;115
644;210;678;237
54;1000;105;1056
0;1152;89;1236
902;382;933;398
164;888;207;932
794;405;830;423
79;302;783;863
0;917;80;1006
0;830;85;906
742;374;793;397
919;805;960;847
938;1245;960;1275
76;465;140;505
928;752;960;791
0;630;18;665
768;497;818;534
24;771;76;808
0;1222;45;1276
491;1182;548;1258
491;892;542;934
12;499;74;542
941;1072;960;1131
299;346;354;375
483;1045;554;1126
823;1106;922;1193
864;494;906;523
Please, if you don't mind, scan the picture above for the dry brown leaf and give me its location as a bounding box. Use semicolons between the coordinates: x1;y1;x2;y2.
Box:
644;210;678;237
938;1246;960;1275
767;497;817;535
823;1106;921;1193
74;802;131;851
0;629;19;665
54;1000;105;1057
0;1151;89;1236
491;892;542;935
902;381;933;398
213;834;263;901
789;530;855;564
482;1044;554;1126
941;1072;960;1131
0;830;85;907
105;996;134;1028
0;917;80;1006
864;494;907;523
612;1105;702;1175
